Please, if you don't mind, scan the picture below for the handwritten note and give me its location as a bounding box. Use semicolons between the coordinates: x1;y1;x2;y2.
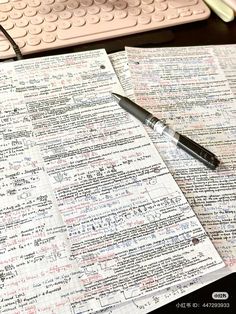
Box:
0;49;224;313
107;44;236;313
125;45;236;270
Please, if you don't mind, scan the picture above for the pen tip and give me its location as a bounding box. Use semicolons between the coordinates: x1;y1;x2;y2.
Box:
111;92;122;102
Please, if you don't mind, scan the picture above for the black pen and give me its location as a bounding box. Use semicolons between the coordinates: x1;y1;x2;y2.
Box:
112;93;220;170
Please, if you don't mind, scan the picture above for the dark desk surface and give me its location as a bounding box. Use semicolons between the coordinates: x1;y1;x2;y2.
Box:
26;11;236;59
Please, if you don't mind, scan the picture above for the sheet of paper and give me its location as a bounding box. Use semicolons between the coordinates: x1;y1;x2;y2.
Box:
0;92;81;313
125;45;236;270
0;49;224;313
213;45;236;95
107;45;236;313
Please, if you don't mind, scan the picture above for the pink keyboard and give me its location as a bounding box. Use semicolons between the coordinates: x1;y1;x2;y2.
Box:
0;0;210;59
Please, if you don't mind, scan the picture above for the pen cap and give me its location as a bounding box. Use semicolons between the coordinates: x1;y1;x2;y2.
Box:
177;134;220;170
118;97;151;124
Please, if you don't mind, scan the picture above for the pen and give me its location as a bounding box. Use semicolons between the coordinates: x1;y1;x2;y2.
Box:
112;93;220;170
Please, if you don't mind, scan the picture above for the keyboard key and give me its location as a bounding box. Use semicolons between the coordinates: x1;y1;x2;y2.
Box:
28;0;41;7
86;15;99;23
59;11;72;19
0;13;7;21
141;0;153;4
53;3;65;11
38;6;51;14
193;9;205;14
67;1;79;9
152;13;165;21
13;2;27;9
73;17;86;26
142;4;155;13
57;18;136;39
94;0;106;4
101;3;114;11
0;3;12;11
0;42;10;51
100;12;113;21
114;9;128;18
16;39;26;48
30;15;44;24
8;27;27;37
114;1;127;10
128;7;141;15
87;5;100;14
43;23;57;31
74;8;87;16
155;2;168;10
129;0;141;6
15;18;29;27
166;12;179;19
27;36;41;45
178;7;190;12
29;25;42;34
80;0;93;6
169;0;197;9
24;8;37;16
138;14;151;24
1;20;14;30
42;33;56;42
45;13;58;21
180;10;192;17
58;20;71;28
9;11;23;19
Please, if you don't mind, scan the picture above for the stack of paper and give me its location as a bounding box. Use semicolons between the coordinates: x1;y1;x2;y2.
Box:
0;45;235;314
